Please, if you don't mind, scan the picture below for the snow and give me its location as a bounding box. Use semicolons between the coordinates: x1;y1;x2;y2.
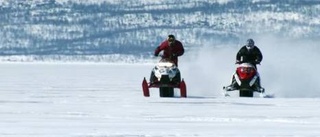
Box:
0;1;320;136
0;62;320;137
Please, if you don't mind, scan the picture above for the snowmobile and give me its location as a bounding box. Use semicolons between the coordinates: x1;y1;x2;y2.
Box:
142;58;187;98
223;62;265;97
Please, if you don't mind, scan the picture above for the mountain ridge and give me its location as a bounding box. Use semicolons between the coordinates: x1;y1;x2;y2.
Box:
0;0;319;61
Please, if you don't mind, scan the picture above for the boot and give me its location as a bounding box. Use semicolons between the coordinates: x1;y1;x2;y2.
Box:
255;77;265;93
224;76;238;91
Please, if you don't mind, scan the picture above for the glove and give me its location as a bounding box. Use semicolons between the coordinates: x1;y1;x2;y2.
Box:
154;53;158;57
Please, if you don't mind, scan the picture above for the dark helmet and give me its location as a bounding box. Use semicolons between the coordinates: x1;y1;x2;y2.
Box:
167;34;176;43
246;39;255;46
246;39;255;49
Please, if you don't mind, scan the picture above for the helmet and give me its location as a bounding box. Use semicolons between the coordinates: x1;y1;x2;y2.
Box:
167;34;176;44
246;39;255;49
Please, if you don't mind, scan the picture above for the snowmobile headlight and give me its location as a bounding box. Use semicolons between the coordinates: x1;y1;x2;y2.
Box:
240;67;249;73
159;69;165;73
240;67;254;73
240;68;245;72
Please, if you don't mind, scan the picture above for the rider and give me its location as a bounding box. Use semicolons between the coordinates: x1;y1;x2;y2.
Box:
154;34;184;66
149;35;184;84
226;39;264;91
236;39;263;68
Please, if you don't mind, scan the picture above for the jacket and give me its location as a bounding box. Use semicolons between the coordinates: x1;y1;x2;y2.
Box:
154;40;184;66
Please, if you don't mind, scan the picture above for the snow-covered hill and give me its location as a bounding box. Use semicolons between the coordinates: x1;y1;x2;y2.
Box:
1;63;320;136
0;0;319;61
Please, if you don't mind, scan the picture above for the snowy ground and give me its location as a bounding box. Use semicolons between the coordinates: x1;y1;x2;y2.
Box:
0;63;319;137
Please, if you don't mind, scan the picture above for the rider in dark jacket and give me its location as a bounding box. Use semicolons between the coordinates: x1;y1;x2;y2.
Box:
226;39;264;92
236;39;263;68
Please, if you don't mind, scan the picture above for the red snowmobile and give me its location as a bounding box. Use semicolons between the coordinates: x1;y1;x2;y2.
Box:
142;58;187;98
223;62;265;97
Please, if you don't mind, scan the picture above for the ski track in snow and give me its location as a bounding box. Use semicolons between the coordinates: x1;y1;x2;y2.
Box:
0;63;320;137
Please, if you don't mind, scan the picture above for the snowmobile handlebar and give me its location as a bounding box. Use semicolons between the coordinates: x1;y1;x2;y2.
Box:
156;53;177;59
235;61;260;65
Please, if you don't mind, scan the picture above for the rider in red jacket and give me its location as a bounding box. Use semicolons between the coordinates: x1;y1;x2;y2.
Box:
154;34;184;66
